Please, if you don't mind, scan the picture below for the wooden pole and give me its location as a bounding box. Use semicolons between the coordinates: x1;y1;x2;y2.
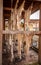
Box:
0;0;3;65
39;4;41;64
18;34;22;59
24;3;33;57
17;0;25;59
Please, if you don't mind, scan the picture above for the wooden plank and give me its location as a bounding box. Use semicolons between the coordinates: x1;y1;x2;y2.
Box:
4;14;10;17
4;7;11;11
2;30;41;35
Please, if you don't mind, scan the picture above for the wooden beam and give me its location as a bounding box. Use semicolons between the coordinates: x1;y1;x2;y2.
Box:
31;2;40;14
28;0;41;1
29;20;39;23
4;7;12;11
34;0;41;1
3;30;41;35
4;14;10;17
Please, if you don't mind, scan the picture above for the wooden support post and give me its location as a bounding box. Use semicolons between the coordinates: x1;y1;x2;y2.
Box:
26;34;33;55
25;35;29;56
18;34;22;59
23;34;28;56
24;4;33;58
0;0;3;65
39;4;41;64
9;35;14;62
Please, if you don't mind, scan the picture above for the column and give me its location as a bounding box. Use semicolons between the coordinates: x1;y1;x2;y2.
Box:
24;4;33;57
0;0;3;65
18;34;22;59
26;34;33;55
39;4;41;64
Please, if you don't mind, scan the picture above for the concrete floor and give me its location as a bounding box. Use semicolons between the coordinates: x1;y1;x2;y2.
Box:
2;49;38;65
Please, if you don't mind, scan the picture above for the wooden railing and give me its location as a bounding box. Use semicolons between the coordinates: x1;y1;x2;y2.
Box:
3;30;41;35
